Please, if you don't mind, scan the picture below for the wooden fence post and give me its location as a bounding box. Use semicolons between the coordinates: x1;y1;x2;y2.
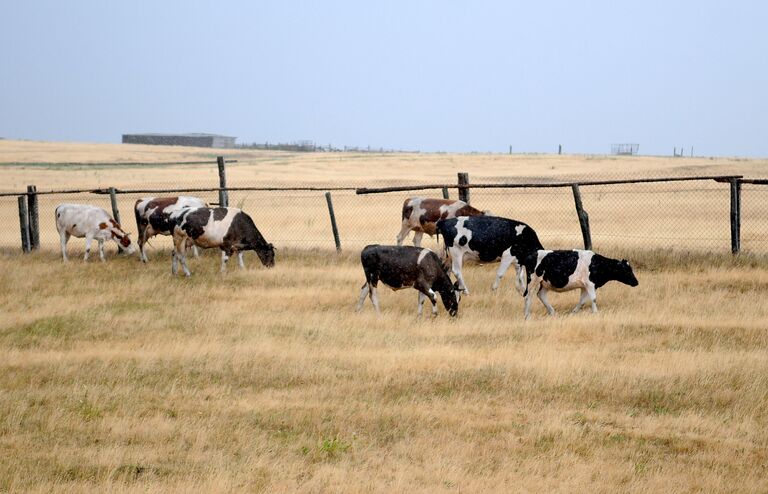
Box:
458;172;470;204
217;156;229;208
730;178;741;254
571;184;592;250
109;187;121;225
325;191;341;252
18;196;31;253
26;185;39;250
442;187;449;200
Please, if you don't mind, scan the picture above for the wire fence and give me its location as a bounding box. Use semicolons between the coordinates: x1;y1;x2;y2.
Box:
2;159;767;259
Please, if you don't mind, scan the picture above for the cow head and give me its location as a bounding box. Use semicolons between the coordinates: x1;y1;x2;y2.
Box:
256;243;276;268
439;283;460;317
616;259;639;287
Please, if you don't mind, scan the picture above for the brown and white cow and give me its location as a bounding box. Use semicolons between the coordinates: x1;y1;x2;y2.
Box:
170;206;275;276
134;196;207;262
55;203;136;262
396;197;486;247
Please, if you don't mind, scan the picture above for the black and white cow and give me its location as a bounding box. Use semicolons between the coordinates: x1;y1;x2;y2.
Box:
435;215;544;294
170;207;275;276
357;245;461;317
396;197;487;247
55;204;136;262
134;195;207;262
518;249;639;319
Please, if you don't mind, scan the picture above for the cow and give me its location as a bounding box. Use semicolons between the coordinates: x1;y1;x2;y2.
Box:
396;197;486;247
170;206;275;276
518;249;639;319
134;196;207;262
435;215;544;294
55;203;136;262
357;245;461;317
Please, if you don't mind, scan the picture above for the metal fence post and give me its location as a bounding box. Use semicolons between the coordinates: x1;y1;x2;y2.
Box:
458;172;470;204
730;178;741;254
217;156;228;208
571;184;592;250
325;191;341;252
109;187;121;225
442;187;449;200
18;196;31;253
26;185;39;250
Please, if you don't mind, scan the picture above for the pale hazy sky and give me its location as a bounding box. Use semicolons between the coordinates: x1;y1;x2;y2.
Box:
2;1;767;156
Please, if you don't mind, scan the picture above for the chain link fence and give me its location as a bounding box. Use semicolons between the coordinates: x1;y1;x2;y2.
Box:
1;160;767;258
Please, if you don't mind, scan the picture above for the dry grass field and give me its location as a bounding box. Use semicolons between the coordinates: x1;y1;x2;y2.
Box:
1;140;768;492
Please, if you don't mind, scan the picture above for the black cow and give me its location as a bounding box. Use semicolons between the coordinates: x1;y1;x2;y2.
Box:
436;215;544;294
170;207;275;276
519;249;639;319
357;245;461;317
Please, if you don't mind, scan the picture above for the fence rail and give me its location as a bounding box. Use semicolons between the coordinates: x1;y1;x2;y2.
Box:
3;157;768;257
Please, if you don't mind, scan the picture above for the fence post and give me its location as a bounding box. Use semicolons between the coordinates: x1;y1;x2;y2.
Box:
217;156;229;208
442;187;449;200
325;191;341;252
730;178;741;254
571;184;592;250
26;185;39;250
18;196;31;253
109;187;121;225
458;172;470;204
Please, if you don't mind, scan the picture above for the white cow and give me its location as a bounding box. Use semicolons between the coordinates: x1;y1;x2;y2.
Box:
55;204;136;262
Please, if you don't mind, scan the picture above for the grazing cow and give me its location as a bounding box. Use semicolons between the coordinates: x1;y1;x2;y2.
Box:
518;249;639;319
134;196;207;262
357;245;461;317
396;197;486;247
55;204;136;262
170;207;275;276
436;215;544;294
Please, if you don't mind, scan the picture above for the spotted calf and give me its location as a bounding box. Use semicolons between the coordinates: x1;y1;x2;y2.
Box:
357;245;461;317
55;203;136;262
518;249;639;319
396;197;487;247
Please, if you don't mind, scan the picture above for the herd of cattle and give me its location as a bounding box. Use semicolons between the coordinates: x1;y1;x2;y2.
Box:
54;196;638;319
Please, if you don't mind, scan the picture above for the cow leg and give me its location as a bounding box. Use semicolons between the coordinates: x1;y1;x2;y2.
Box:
450;250;469;294
524;292;534;320
138;229;148;263
572;289;590;313
586;284;598;313
396;221;411;246
192;245;200;258
538;288;556;316
173;235;191;277
412;231;424;248
171;249;178;275
83;233;94;261
356;282;370;311
237;251;245;269
492;249;516;291
98;238;106;262
220;250;230;273
417;292;426;316
370;284;381;314
59;231;70;262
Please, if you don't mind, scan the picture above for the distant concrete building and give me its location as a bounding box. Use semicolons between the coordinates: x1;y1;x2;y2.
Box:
122;133;236;148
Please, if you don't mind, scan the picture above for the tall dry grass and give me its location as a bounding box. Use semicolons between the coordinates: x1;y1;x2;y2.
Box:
1;247;767;492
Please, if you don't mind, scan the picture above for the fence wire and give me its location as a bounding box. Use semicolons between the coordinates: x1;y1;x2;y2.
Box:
1;165;767;258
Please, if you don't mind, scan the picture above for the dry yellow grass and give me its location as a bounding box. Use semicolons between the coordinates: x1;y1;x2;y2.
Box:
1;140;768;491
1;248;767;492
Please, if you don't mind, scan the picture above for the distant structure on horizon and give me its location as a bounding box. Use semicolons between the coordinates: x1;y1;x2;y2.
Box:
122;133;236;148
611;143;639;156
